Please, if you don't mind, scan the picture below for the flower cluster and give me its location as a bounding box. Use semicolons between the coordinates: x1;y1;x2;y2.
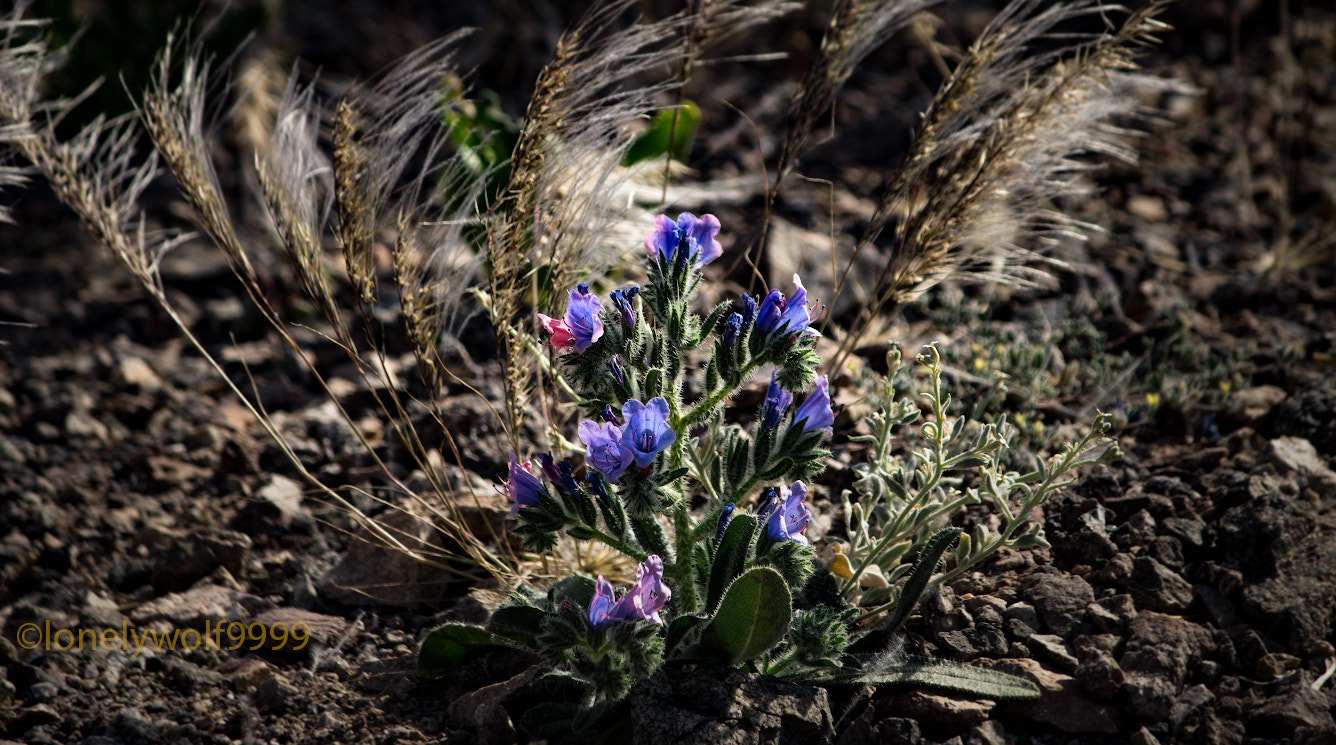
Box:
424;212;1099;727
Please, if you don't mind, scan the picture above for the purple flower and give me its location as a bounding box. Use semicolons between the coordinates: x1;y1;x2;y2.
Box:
741;294;759;328
610;286;640;331
793;375;834;434
579;419;635;483
757;274;821;337
607;355;627;384
714;503;736;545
538;284;604;353
765;481;812;545
621;397;677;468
644;213;723;267
720;312;742;350
589;555;672;628
760;371;793;432
588;576;616;628
601;404;622;425
500;453;546;516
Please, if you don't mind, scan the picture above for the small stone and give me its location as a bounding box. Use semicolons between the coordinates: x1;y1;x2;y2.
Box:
1226;385;1286;427
1256;652;1301;679
149;529;252;593
8;704;61;734
1087;594;1137;634
118;357;162;391
1144;536;1185;570
130;584;267;626
1249;672;1336;734
967;720;1007;745
1130;726;1163;745
161;657;225;695
1160;517;1207;551
1074;647;1125;698
218;657;272;693
233;475;306;533
976;658;1119;734
1119;612;1214;720
253;673;302;715
874;718;921;745
1128;556;1194;614
1023;570;1094;638
1027;634;1080;672
1268;436;1336;494
319;506;454;606
113;707;161;745
892;690;993;729
1168;684;1215;733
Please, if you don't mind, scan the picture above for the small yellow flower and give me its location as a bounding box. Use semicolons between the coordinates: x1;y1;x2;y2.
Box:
1146;392;1161;409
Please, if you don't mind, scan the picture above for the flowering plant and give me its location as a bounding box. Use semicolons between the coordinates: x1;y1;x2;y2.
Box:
418;213;1103;731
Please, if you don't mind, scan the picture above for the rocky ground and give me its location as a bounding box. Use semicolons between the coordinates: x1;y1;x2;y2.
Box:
2;1;1336;744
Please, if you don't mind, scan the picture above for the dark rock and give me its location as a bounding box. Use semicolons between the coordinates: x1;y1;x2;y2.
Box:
1049;504;1119;564
232;474;308;535
1128;556;1194;614
1160;517;1208;552
630;668;834;745
1247;672;1336;736
1087;594;1138;634
1274;386;1336;453
967;720;1007;745
1218;492;1316;568
1113;509;1159;550
1169;684;1216;734
149;529;252;593
6;704;61;735
1022;569;1094;638
1026;634;1079;672
1144;536;1185;570
162;657;225;695
887;690;993;730
1266;437;1336;495
253;673;303;715
1120;612;1215;720
1074;646;1125;698
113;706;162;745
873;717;921;745
976;658;1118;734
936;625;1009;660
1240;531;1336;656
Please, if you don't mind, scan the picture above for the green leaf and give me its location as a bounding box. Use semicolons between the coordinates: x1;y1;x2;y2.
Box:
665;613;707;656
706;513;757;612
701;566;792;666
844;656;1040;700
849;528;961;655
417;623;496;678
622;101;701;166
488;605;547;648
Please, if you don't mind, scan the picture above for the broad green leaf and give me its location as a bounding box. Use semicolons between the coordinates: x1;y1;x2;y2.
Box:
487;605;547;647
707;513;757;612
417;623;496;678
702;566;791;666
623;100;701;166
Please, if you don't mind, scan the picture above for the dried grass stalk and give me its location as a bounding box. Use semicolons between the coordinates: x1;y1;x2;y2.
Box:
829;0;1179;368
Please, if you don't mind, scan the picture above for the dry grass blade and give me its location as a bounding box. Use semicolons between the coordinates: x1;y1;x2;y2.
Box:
484;0;688;449
828;0;1179;371
257;69;339;326
744;0;937;271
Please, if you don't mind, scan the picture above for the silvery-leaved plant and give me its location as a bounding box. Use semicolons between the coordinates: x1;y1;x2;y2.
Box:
418;214;1102;732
